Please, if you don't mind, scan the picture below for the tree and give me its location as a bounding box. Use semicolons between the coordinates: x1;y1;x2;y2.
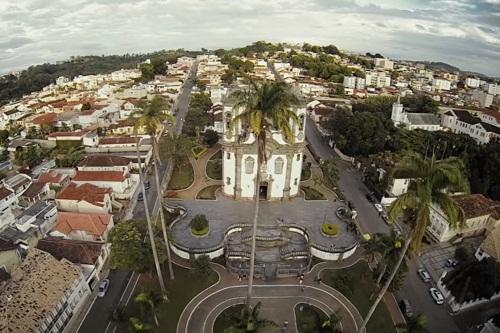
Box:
133;95;175;281
160;134;195;161
396;314;429;333
191;254;212;277
108;221;165;272
140;63;155;81
203;129;219;146
134;292;163;327
359;152;469;331
320;159;339;190
224;302;279;333
129;317;152;333
0;130;9;146
322;311;342;333
190;214;209;232
230;81;299;306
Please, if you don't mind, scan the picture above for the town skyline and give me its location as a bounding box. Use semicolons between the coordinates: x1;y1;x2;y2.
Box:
1;0;500;76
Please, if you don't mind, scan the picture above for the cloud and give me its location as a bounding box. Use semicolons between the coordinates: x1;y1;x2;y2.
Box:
0;0;499;76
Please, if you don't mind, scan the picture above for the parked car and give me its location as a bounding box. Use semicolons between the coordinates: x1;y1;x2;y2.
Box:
137;192;144;201
374;203;383;213
399;299;413;318
429;287;444;305
446;258;458;267
417;268;431;283
365;193;375;202
144;180;151;190
381;212;389;223
97;279;110;298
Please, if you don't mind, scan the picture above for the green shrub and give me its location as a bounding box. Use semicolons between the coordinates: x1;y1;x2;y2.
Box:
190;214;209;236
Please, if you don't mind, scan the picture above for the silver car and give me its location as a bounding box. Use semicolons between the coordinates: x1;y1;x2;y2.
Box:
417;268;431;283
429;287;444;305
97;279;110;298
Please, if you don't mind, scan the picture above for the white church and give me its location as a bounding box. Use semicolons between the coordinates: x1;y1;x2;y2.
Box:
221;101;307;201
391;96;442;132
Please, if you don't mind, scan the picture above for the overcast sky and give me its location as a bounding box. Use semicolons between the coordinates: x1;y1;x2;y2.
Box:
1;0;499;76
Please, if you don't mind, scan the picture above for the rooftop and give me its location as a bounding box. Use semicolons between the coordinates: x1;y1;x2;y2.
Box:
453;194;500;220
99;136;139;145
56;182;111;207
36;237;105;265
0;248;80;333
73;170;127;182
79;154;131;167
53;211;112;237
406;112;441;125
38;170;68;184
21;182;47;199
31;113;58;125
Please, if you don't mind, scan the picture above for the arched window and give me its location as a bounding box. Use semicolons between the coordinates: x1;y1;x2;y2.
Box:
296;154;301;161
274;157;284;175
245;157;254;174
226;152;231;160
298;114;305;131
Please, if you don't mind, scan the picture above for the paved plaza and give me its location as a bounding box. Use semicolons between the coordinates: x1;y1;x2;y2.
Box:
169;194;359;252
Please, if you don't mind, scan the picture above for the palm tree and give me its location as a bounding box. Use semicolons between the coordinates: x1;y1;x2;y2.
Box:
135;292;162;327
225;302;279;333
322;311;342;333
230;81;299;306
133;96;176;281
396;313;429;333
359;152;468;332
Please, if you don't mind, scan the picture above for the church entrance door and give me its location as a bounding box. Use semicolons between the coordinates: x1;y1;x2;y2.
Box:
259;184;268;200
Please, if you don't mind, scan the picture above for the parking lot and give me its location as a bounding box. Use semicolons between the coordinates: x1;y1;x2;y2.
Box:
419;236;484;281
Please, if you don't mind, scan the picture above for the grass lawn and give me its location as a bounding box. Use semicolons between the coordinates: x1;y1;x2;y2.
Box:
302;186;326;200
213;304;246;333
295;303;328;333
196;185;220;200
320;262;397;333
117;265;218;333
206;159;222;180
168;158;194;190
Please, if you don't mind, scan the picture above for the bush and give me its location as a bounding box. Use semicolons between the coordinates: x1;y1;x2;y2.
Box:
321;223;339;236
191;255;211;276
192;146;207;159
190;214;209;236
203;129;219;146
455;246;472;263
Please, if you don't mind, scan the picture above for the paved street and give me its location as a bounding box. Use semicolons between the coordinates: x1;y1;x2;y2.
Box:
305;116;464;333
77;63;198;333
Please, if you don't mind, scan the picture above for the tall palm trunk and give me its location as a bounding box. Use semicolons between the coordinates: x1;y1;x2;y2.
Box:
359;233;412;332
151;136;175;280
246;144;261;307
135;137;167;295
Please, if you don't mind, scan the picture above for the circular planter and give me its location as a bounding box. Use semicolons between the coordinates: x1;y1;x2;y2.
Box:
191;226;209;237
321;223;339;237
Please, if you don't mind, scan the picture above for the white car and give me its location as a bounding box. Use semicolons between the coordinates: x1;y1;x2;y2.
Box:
97;279;110;298
417;268;431;283
429;287;444;305
374;203;383;213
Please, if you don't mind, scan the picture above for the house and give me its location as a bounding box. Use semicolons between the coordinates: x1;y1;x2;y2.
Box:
72;170;138;199
2;173;32;199
427;194;500;243
99;136;141;148
119;99;142;119
391;97;442;131
0;238;21;273
30;159;57;178
78;154;132;173
381;178;412;207
0;248;91;333
441;109;500;144
107;118;148;136
37;237;109;288
26;112;58;130
48;129;99;147
50;211;113;242
38;170;71;188
15;200;58;236
0;186;18;229
206;103;224;133
20;181;49;203
475;225;500;262
56;182;112;214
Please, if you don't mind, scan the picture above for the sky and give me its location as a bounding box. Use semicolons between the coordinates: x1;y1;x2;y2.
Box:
1;0;500;76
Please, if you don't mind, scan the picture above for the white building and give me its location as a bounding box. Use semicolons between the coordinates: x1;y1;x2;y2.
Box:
441;109;500;144
486;83;500;96
427;194;500;243
0;248;91;333
221;100;306;201
343;76;365;90
374;58;394;70
391;97;442;131
465;77;480;89
472;90;494;108
365;71;391;88
433;78;451;91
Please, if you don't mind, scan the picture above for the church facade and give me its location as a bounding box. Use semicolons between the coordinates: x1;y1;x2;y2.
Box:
221;103;307;201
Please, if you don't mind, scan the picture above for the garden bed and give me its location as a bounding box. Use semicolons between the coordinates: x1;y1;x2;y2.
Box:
206;159;222;180
167;158;194;190
321;223;339;237
302;186;326;200
192;146;207;159
295;303;328;333
196;185;220;200
320;262;397;333
301;165;311;181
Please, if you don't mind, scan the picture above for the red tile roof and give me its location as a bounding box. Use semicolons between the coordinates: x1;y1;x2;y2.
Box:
36;238;105;265
53;212;111;237
21;182;47;199
32;113;58;125
453;194;500;219
56;182;111;207
48;129;90;138
99;137;139;145
78;155;131;167
0;186;13;201
73;170;127;182
38;171;68;184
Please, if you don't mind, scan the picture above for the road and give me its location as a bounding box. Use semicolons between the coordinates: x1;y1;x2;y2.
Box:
305;116;463;333
77;63;198;333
